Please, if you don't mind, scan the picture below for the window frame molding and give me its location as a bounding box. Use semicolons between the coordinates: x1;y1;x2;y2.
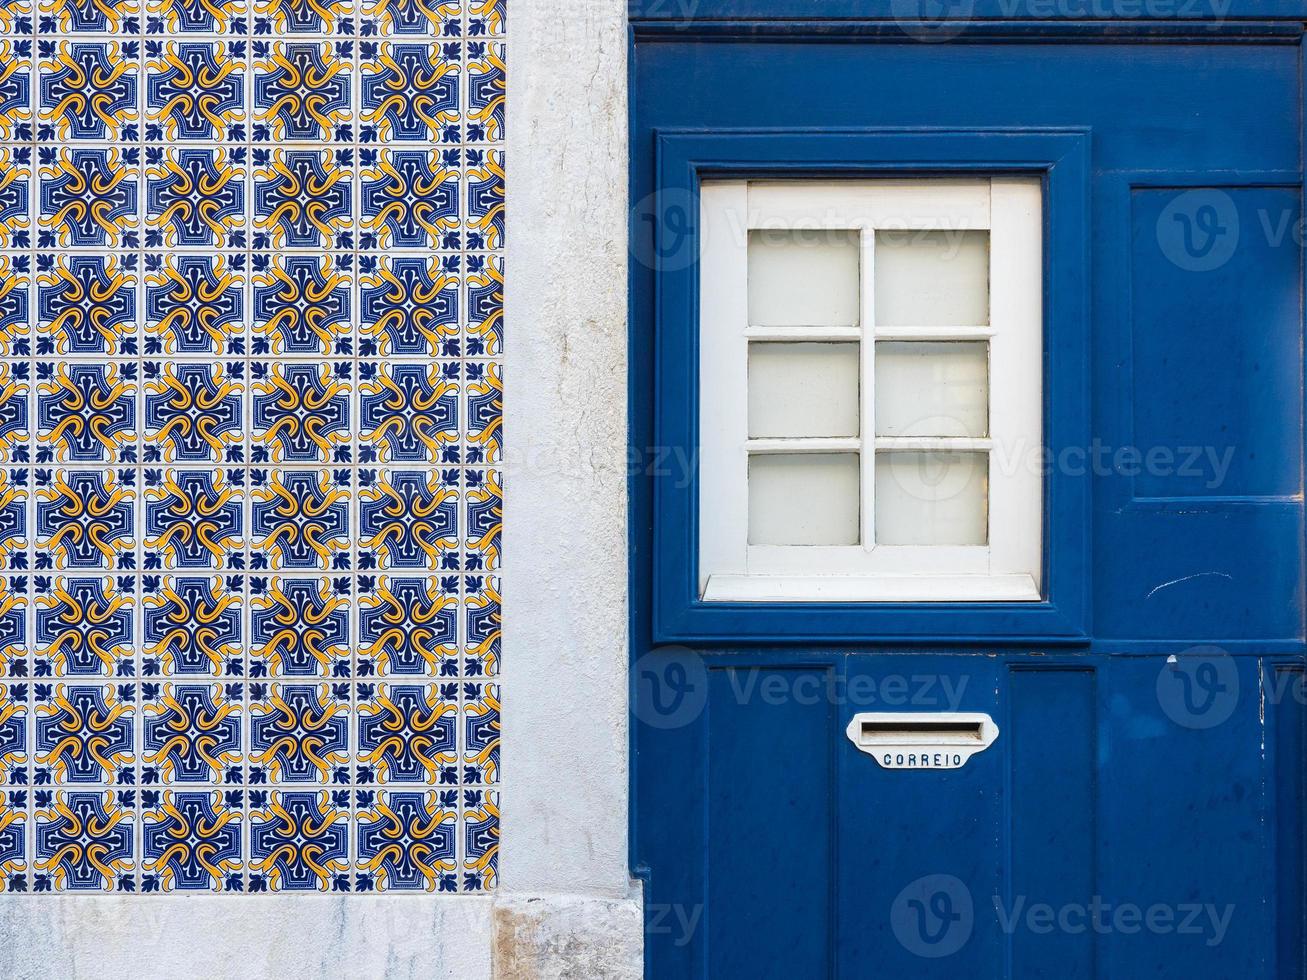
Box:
645;128;1091;644
698;176;1044;603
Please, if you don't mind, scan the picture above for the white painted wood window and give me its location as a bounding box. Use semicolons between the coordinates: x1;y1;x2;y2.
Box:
698;178;1043;602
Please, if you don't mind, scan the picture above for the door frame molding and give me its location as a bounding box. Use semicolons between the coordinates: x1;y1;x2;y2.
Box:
642;128;1092;644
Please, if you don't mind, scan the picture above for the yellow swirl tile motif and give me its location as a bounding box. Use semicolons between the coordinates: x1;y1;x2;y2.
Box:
0;0;503;893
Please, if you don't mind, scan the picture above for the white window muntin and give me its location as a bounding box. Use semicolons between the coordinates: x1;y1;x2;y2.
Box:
698;178;1043;602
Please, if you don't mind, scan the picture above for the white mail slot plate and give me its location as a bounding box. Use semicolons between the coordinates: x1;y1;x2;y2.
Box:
846;711;999;769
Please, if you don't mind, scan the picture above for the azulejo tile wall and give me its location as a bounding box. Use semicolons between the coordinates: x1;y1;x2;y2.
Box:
0;0;502;893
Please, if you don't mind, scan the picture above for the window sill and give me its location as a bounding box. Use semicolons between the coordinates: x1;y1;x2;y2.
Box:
701;573;1042;603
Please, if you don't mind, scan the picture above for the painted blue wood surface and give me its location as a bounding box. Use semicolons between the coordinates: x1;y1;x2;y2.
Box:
630;22;1307;980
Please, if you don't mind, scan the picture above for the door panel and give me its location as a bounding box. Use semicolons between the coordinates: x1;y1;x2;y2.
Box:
632;32;1306;979
648;653;1304;977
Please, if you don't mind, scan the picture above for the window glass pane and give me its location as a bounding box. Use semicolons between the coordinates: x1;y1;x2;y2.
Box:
875;341;988;437
747;229;860;327
749;342;860;438
874;230;989;326
749;453;860;545
874;451;988;545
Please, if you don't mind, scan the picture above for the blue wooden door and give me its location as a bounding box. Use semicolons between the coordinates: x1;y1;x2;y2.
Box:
631;13;1307;979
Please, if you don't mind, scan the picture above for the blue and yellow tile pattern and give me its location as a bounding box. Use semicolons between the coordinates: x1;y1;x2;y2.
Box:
0;0;502;893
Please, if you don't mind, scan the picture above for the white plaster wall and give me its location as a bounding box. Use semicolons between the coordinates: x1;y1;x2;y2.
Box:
499;0;634;901
492;0;643;969
0;896;493;979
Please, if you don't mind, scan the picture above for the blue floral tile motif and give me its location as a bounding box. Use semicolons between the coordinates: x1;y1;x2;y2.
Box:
142;789;242;892
357;788;455;891
253;41;351;142
8;0;502;895
463;787;496;890
358;469;457;570
37;363;137;464
145;41;245;142
356;681;456;784
142;682;242;783
360;149;458;249
143;468;244;569
0;255;33;357
38;255;139;358
250;576;349;677
38;40;140;142
252;254;350;357
463;574;498;677
35;683;135;784
465;41;502;140
357;574;456;678
144;254;246;359
361;42;458;143
462;681;496;785
142;574;242;676
250;469;350;571
252;148;350;249
251;363;350;464
146;147;246;250
145;0;245;35
143;361;244;464
0;790;27;891
249;682;348;783
0;41;34;144
34;790;135;892
358;254;458;357
0;684;28;782
249;789;347;892
465;361;500;463
359;362;458;463
39;148;138;250
36;472;136;571
35;576;134;677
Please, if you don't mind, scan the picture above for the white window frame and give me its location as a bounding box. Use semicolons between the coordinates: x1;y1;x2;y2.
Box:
698;178;1043;602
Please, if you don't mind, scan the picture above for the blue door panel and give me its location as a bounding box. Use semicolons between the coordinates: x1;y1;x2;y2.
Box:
1095;656;1270;976
835;657;1006;978
639;654;1305;976
1129;187;1302;501
632;43;1300;174
631;39;1305;644
706;667;835;978
1007;667;1096;978
632;31;1306;978
1273;664;1307;979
